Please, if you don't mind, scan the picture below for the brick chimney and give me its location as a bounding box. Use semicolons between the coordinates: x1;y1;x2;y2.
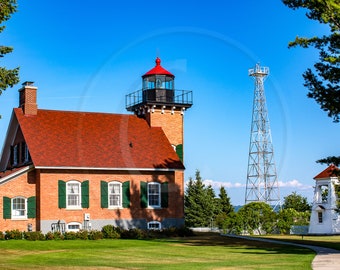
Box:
19;81;38;115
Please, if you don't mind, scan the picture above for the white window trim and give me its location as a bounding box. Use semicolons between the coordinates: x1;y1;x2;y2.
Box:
67;222;82;232
66;181;82;209
147;221;161;230
12;196;27;220
108;181;122;209
148;182;161;208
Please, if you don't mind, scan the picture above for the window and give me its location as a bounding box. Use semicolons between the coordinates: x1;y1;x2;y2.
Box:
140;181;168;208
67;181;81;209
3;196;35;219
318;212;323;223
67;222;82;232
147;221;161;230
12;144;18;166
148;182;160;207
58;180;89;209
12;197;26;219
101;181;130;209
23;143;30;163
109;181;122;208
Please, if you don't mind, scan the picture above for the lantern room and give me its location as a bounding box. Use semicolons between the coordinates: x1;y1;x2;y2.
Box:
142;57;174;90
126;57;192;112
142;57;175;103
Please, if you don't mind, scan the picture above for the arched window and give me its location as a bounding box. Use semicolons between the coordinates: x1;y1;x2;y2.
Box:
108;181;122;208
67;181;81;209
147;221;161;230
12;197;26;219
67;222;82;232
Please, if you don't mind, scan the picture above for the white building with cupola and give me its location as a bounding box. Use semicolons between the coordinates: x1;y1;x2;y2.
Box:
309;164;340;234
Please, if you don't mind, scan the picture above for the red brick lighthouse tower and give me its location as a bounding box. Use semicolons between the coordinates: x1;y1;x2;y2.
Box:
126;57;193;162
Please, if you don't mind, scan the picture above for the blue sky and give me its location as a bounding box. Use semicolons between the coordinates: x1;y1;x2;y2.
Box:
1;0;338;205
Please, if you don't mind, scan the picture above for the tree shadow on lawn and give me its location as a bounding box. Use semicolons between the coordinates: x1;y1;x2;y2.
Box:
174;232;315;255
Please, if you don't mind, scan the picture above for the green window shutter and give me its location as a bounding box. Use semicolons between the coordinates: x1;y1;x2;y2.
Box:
101;181;108;208
140;181;148;208
27;196;36;218
81;180;89;208
58;180;66;208
122;181;130;208
161;182;169;208
3;197;11;219
176;144;183;162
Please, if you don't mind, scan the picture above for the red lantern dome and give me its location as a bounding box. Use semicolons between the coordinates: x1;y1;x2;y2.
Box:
142;57;174;77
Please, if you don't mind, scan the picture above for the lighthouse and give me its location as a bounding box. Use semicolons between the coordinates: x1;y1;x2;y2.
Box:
126;57;193;161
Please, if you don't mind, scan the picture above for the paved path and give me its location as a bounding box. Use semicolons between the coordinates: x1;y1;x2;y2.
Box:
224;234;340;270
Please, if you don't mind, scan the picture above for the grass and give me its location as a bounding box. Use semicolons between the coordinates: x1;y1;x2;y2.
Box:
257;234;340;251
0;233;316;270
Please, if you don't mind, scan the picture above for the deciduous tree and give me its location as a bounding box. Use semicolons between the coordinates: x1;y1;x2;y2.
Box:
237;202;276;235
282;191;311;212
0;0;19;99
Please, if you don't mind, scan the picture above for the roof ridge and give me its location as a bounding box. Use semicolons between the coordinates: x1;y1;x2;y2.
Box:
16;107;136;117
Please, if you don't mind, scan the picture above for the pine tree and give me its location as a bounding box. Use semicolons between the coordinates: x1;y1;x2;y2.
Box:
217;186;233;215
214;186;234;231
184;170;215;227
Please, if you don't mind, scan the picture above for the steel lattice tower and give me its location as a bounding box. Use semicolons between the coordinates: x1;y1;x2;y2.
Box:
245;63;280;209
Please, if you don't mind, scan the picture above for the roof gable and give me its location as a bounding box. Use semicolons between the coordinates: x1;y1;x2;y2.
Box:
0;111;19;171
12;108;184;170
314;164;339;179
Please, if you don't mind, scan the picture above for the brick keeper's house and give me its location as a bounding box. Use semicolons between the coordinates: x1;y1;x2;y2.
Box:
0;57;193;233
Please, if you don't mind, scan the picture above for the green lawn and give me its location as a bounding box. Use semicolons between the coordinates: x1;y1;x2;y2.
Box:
258;234;340;251
0;233;315;269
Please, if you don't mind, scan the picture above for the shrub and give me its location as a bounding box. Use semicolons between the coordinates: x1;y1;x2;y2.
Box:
64;231;77;240
53;231;64;240
176;226;194;237
88;230;103;240
120;228;146;239
0;232;5;240
45;231;55;240
5;229;22;240
101;225;121;239
76;230;89;240
24;231;45;241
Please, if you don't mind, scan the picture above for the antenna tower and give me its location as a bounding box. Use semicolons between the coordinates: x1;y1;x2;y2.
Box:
245;63;280;209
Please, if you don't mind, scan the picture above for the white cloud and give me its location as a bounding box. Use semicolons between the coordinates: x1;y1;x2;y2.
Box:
279;179;312;190
185;178;312;191
203;179;245;189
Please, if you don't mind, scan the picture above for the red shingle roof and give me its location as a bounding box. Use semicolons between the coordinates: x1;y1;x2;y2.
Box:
314;164;339;179
13;108;184;170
